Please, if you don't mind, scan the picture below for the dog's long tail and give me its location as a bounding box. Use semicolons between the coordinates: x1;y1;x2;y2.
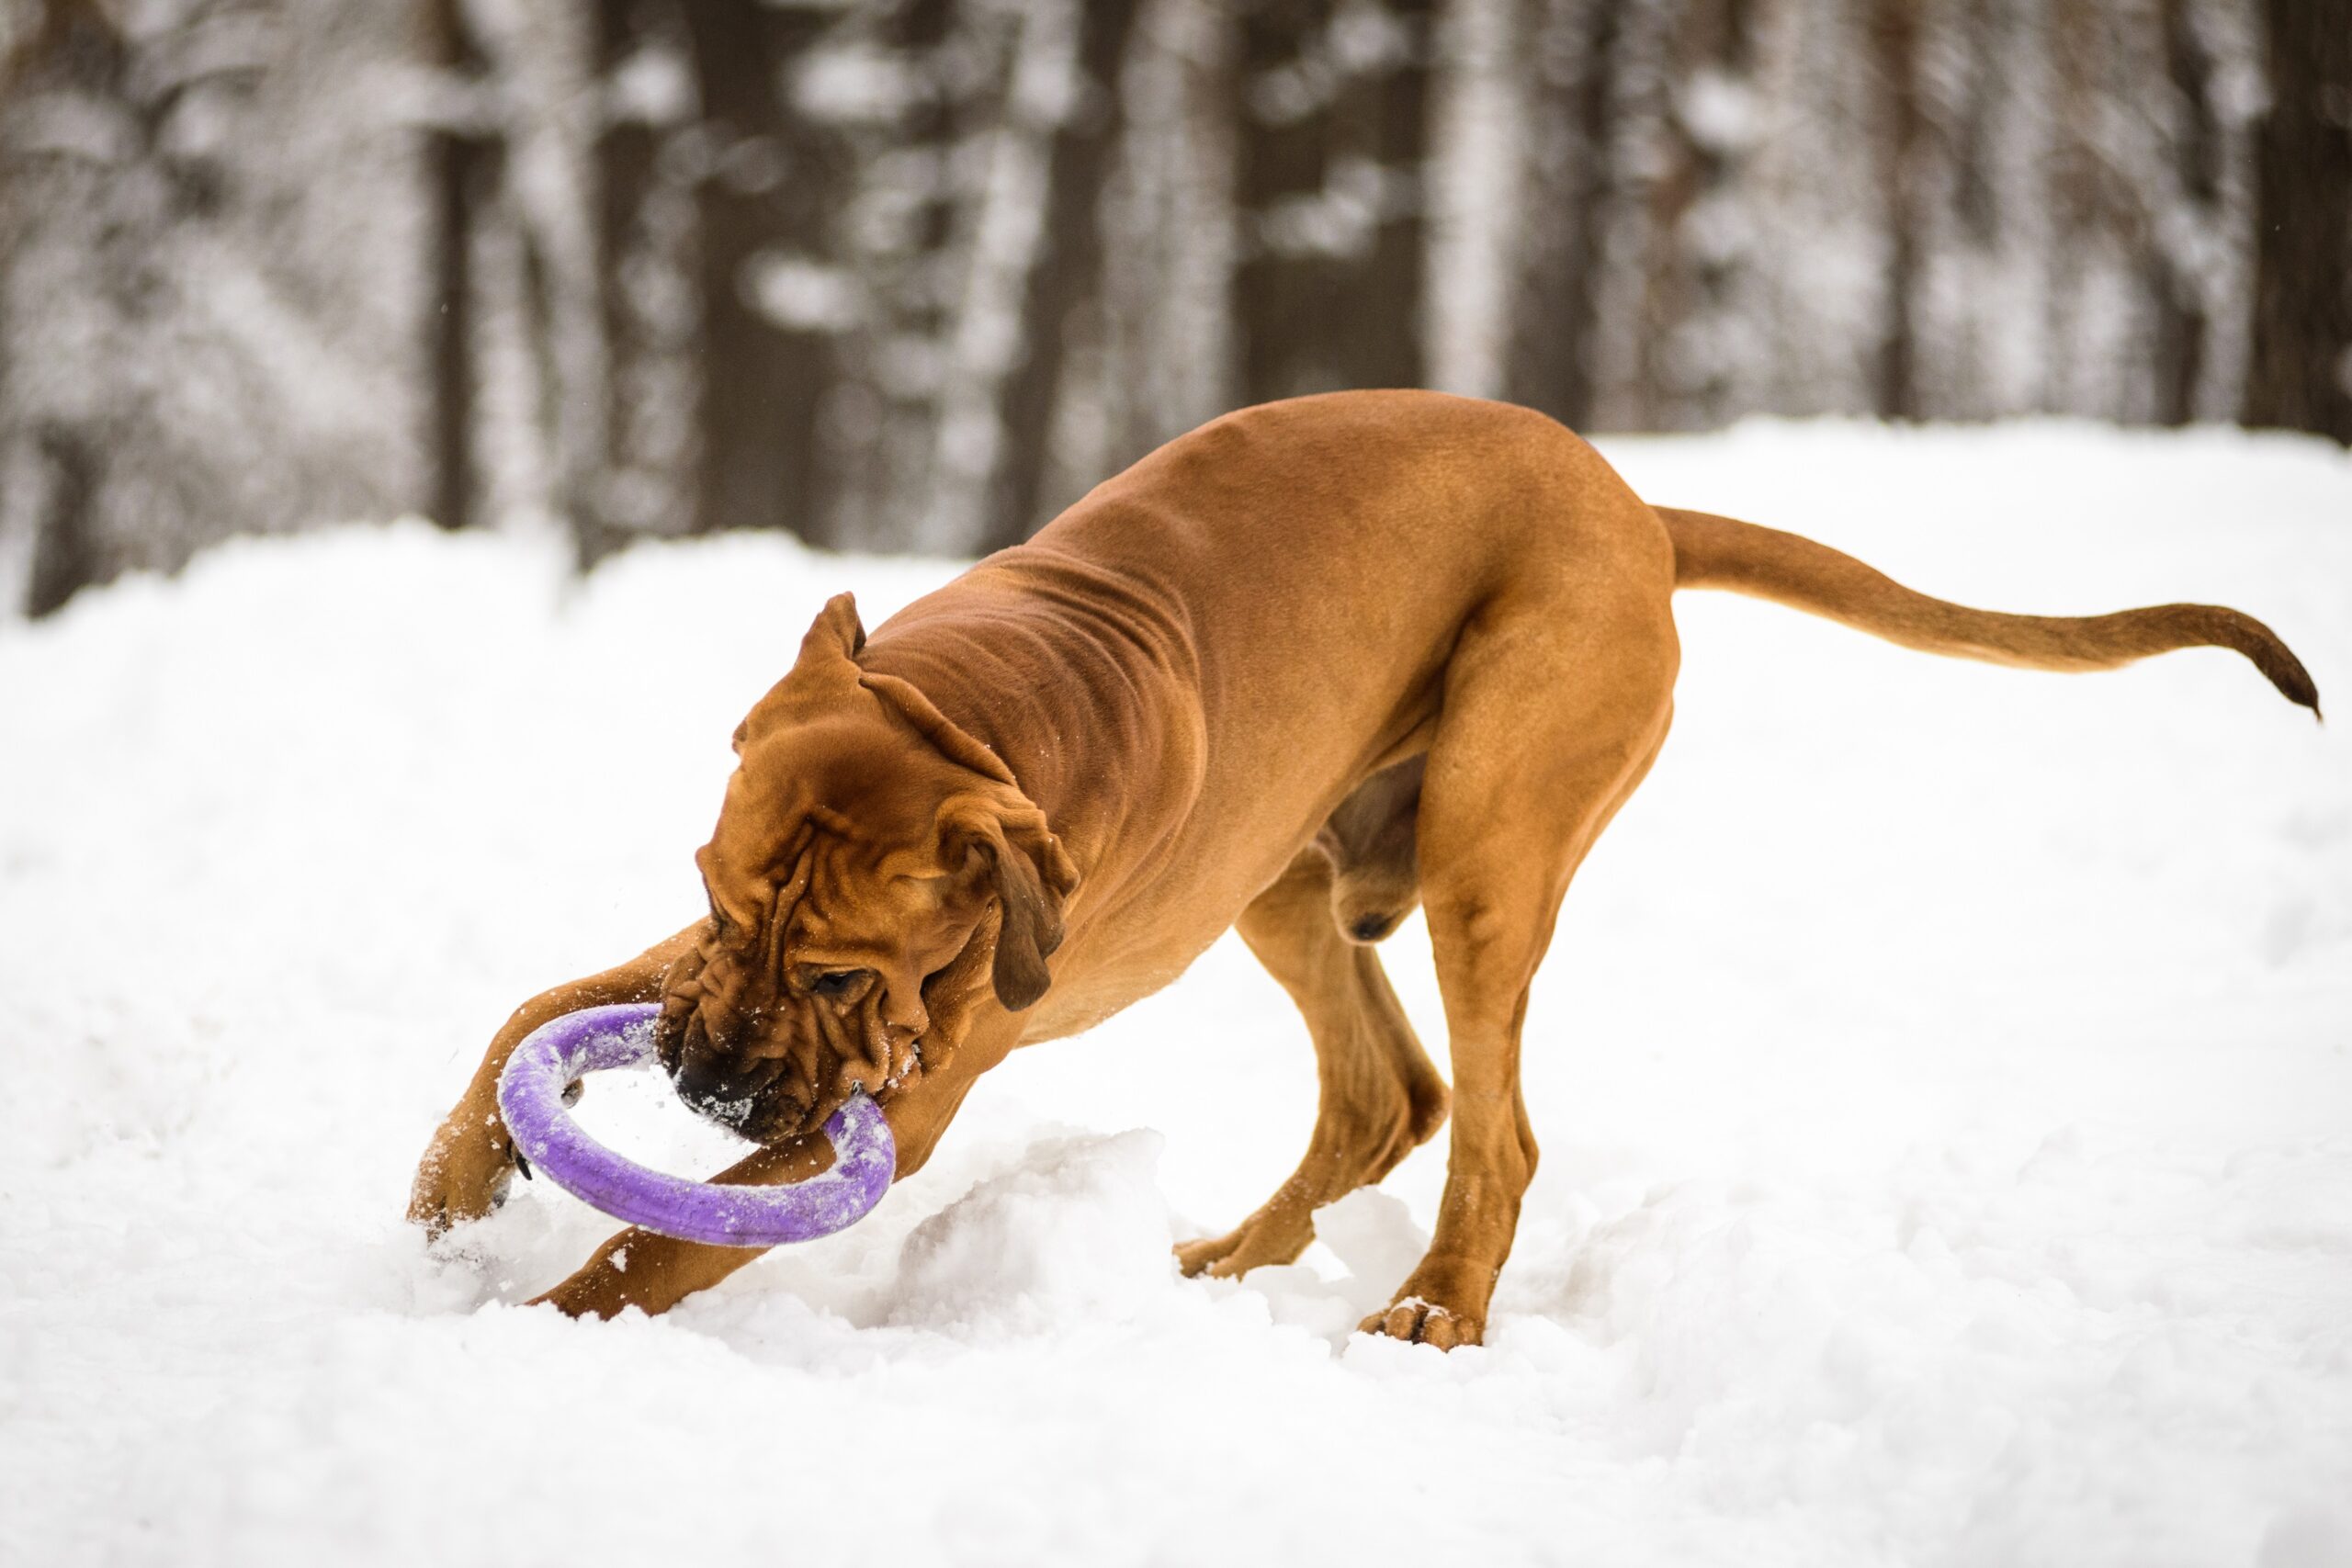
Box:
1657;507;2320;718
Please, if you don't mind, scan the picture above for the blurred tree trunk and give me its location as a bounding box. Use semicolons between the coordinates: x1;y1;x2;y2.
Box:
920;0;1091;549
1871;0;1922;421
0;2;120;616
1094;0;1240;471
983;0;1140;548
447;0;605;544
584;0;681;558
814;0;960;552
426;0;495;536
1233;0;1435;403
2245;0;2352;443
676;2;844;546
1507;0;1614;428
1423;0;1523;400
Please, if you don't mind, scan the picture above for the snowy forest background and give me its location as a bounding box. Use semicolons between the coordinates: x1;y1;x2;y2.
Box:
0;0;2346;616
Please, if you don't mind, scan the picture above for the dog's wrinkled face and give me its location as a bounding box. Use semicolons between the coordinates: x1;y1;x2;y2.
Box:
654;594;1077;1145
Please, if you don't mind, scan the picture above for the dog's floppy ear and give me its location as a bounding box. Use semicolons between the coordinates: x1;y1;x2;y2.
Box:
938;794;1080;1011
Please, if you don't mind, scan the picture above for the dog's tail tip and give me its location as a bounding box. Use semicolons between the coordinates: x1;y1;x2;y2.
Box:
2265;656;2320;719
2222;609;2321;719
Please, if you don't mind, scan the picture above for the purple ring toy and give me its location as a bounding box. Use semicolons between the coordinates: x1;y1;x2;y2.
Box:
495;1002;894;1247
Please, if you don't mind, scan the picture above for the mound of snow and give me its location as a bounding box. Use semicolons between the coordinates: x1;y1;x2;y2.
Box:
888;1131;1175;1334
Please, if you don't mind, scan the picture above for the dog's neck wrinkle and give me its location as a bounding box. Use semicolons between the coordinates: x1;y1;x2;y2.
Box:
861;590;1206;894
986;546;1203;691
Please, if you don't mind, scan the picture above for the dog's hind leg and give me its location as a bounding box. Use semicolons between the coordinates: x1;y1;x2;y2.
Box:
1174;837;1451;1279
1363;578;1677;1348
406;920;707;1238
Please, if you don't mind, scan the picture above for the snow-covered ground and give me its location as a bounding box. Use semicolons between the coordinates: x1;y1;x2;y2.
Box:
3;422;2347;1568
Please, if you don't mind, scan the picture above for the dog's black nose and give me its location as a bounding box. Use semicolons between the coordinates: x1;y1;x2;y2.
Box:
666;1026;785;1130
662;1005;732;1091
665;1049;728;1103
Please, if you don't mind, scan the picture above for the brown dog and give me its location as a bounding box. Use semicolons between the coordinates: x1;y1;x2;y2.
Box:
408;390;2318;1345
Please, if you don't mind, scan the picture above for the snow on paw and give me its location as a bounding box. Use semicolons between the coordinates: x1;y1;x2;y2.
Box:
1360;1295;1481;1349
405;1111;520;1239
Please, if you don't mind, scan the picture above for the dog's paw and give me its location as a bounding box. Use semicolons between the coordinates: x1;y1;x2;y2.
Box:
528;1269;615;1320
1174;1207;1316;1279
405;1111;520;1239
1359;1294;1482;1349
1174;1232;1246;1278
527;1231;685;1320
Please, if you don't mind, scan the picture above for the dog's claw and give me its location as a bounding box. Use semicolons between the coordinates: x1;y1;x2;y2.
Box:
1360;1296;1481;1349
514;1149;532;1180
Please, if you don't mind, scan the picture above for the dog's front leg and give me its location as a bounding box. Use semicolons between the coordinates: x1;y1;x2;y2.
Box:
527;1134;833;1319
408;921;707;1238
534;1012;1020;1319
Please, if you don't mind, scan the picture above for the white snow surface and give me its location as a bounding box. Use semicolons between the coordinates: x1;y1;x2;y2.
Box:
4;422;2349;1567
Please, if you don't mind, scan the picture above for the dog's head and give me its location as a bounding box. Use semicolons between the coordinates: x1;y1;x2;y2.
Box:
656;593;1079;1143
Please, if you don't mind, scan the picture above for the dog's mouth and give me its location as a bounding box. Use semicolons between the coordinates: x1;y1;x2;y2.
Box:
675;1063;816;1143
656;996;918;1146
680;1060;913;1145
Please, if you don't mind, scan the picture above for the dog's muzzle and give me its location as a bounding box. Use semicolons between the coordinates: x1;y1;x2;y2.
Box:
655;987;820;1141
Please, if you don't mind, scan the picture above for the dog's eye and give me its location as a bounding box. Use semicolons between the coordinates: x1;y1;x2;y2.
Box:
806;968;873;1001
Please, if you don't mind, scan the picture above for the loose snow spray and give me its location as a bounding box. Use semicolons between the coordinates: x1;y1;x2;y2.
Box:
495;1003;894;1246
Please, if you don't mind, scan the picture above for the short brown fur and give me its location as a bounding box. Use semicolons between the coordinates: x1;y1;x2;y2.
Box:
410;391;2317;1345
